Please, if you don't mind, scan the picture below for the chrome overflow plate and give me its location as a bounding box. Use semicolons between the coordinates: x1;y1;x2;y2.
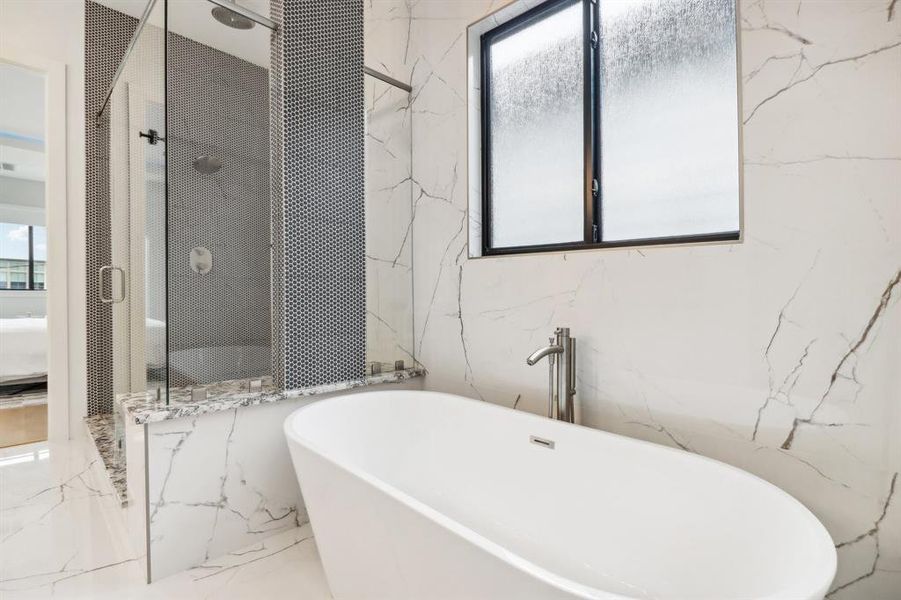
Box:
530;435;555;449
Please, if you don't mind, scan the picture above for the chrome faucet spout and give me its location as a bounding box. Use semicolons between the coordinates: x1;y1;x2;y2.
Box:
525;327;577;423
526;344;563;366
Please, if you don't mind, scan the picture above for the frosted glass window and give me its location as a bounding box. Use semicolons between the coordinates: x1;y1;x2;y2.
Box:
599;0;739;241
476;0;739;255
484;0;584;250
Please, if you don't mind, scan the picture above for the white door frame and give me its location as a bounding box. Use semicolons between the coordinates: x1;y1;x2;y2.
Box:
1;49;70;441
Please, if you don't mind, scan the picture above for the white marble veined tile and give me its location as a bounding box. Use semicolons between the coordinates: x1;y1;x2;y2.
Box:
140;377;422;581
0;439;330;599
408;0;901;597
146;400;309;580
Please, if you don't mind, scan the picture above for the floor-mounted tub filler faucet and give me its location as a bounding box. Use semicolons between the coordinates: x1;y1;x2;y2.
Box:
526;327;576;423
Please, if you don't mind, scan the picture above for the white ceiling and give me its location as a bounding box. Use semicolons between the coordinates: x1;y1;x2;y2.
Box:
0;147;45;182
0;63;45;142
94;0;271;68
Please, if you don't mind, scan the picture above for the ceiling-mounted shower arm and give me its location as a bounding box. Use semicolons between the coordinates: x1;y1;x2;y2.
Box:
206;0;277;30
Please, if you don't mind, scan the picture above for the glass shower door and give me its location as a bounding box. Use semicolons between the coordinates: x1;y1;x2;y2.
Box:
364;73;417;375
99;0;167;403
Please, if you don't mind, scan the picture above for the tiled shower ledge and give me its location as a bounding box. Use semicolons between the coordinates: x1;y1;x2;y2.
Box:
84;413;129;506
116;367;425;425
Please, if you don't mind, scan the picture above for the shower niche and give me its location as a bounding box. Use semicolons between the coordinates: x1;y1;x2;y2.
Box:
94;0;418;410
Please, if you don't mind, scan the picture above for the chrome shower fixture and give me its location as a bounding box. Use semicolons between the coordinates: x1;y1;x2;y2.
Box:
211;4;256;29
207;0;277;31
192;155;223;175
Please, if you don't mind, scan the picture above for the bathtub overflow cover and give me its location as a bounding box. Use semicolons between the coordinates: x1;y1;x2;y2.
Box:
530;435;555;449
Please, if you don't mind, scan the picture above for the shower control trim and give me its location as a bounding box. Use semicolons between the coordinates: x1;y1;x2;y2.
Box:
190;247;213;275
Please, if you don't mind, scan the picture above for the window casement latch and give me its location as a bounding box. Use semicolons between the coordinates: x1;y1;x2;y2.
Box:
589;30;599;49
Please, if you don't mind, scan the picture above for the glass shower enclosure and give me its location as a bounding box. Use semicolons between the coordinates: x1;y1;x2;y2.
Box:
96;0;167;402
96;0;416;410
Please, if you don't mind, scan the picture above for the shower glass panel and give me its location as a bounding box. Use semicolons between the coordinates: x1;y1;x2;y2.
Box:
364;76;416;376
165;0;272;391
99;0;168;405
102;0;420;405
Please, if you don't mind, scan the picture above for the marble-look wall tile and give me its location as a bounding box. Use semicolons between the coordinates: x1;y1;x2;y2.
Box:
408;1;901;597
364;0;417;371
142;378;423;581
365;74;416;370
365;0;415;82
145;399;309;581
124;415;148;574
0;439;331;598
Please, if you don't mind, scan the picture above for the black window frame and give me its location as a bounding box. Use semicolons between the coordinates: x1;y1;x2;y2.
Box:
0;224;45;291
479;0;741;257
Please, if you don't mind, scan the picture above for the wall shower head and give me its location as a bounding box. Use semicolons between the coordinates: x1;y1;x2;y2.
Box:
211;5;256;30
193;155;223;175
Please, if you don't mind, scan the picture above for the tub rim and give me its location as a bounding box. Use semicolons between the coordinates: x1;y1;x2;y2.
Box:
284;390;837;600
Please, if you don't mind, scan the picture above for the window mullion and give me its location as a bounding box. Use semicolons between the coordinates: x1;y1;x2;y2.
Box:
27;225;35;291
587;0;601;244
581;0;593;244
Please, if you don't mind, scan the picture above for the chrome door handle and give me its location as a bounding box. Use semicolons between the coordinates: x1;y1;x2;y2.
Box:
110;266;126;303
98;266;126;304
99;266;113;304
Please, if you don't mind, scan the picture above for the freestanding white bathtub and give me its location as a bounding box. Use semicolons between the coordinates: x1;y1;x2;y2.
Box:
284;391;836;600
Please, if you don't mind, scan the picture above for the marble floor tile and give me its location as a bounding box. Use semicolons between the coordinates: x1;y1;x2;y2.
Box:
0;438;331;599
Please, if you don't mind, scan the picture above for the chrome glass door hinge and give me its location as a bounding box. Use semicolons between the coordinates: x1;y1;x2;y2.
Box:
138;129;164;145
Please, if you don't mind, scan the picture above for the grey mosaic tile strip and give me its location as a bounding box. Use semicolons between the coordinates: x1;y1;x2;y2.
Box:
271;0;367;390
166;32;271;387
270;0;286;390
85;1;137;416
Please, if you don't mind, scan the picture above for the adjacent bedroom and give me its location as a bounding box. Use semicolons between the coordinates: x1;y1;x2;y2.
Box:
0;61;49;448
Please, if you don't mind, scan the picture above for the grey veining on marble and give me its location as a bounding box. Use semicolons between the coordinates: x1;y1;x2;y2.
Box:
117;368;425;425
85;414;129;507
404;0;901;597
0;436;330;597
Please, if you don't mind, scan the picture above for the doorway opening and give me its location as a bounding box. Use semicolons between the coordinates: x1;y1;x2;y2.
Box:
0;61;49;447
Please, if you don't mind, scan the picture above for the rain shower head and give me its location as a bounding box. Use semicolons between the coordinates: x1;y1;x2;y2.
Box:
211;5;256;30
193;155;223;175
